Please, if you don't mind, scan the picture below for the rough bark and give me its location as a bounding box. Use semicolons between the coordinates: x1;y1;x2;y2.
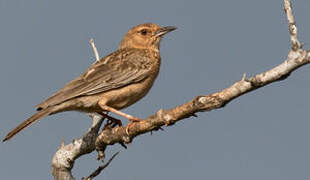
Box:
52;114;104;180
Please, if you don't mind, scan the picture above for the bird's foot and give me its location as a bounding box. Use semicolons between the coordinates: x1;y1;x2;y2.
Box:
99;112;123;128
125;116;144;135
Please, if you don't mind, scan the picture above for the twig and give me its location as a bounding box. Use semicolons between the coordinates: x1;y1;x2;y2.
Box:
82;151;120;180
284;0;301;50
89;38;100;61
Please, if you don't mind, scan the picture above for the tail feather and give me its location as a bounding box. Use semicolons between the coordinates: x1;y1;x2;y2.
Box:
3;107;53;142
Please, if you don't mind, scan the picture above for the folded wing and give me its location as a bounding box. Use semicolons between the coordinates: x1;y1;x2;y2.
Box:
36;48;152;110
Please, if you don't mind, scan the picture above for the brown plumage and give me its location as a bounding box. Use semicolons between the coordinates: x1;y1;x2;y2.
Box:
3;23;176;142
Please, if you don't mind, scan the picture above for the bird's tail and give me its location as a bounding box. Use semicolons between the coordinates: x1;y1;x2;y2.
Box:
3;107;53;142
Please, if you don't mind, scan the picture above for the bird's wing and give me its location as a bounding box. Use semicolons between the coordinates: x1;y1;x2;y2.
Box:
36;48;153;110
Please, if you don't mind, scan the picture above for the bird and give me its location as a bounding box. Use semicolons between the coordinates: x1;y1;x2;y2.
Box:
3;23;176;142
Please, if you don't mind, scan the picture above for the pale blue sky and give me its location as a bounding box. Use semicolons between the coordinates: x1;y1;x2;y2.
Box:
1;0;310;179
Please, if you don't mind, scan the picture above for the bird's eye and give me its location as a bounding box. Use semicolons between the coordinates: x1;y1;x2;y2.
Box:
140;29;147;35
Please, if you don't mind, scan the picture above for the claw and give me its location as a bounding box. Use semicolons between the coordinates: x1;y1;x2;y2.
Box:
125;118;143;135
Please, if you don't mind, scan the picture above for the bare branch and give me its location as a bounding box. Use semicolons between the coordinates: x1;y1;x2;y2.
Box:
284;0;301;50
52;0;310;179
95;0;310;160
95;49;310;152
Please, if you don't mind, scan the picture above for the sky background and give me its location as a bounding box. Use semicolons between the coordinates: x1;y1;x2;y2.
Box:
1;0;310;179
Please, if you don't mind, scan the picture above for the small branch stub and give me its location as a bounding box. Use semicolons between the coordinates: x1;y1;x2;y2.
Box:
89;38;100;61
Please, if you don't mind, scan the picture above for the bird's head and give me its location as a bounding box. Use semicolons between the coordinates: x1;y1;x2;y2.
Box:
119;23;176;51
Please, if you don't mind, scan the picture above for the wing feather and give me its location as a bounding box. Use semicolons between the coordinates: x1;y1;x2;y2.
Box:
36;48;152;109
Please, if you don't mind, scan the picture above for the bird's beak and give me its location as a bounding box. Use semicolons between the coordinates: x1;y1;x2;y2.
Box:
155;26;177;37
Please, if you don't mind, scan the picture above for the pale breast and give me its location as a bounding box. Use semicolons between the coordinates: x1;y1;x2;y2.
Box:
100;72;158;110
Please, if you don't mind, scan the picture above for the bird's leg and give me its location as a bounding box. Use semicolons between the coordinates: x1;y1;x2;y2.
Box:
99;105;143;122
98;104;143;134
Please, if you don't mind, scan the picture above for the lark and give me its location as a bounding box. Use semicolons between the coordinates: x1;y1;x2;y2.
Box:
3;23;176;142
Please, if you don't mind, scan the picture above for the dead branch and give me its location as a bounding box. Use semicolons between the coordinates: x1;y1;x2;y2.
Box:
52;1;310;179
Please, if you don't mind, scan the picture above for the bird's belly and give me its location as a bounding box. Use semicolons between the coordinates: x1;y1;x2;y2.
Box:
101;76;156;110
70;75;156;113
